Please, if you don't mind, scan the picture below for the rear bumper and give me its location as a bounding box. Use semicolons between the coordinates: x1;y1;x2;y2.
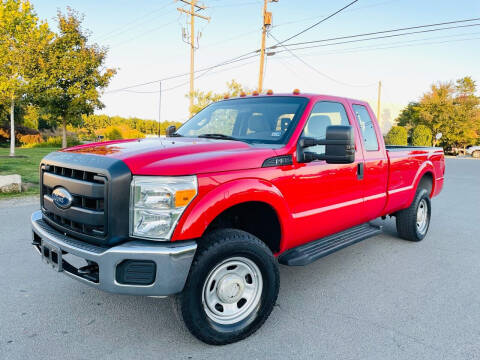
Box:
31;210;196;296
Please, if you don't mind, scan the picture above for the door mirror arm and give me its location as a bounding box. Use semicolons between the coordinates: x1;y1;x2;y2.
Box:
166;125;177;137
299;137;355;148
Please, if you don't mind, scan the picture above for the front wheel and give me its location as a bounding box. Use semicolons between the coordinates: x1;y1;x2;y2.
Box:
175;229;279;345
395;188;431;241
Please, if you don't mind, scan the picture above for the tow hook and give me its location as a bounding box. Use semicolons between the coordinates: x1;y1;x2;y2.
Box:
78;263;99;282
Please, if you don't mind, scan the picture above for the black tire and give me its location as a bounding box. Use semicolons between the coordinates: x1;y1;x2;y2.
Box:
175;229;280;345
395;188;431;241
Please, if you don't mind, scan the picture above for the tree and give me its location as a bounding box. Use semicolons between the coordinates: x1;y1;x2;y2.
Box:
417;82;456;146
0;0;52;156
396;102;421;133
411;125;432;146
37;9;116;148
395;77;480;149
188;80;250;116
385;126;408;145
453;76;480;149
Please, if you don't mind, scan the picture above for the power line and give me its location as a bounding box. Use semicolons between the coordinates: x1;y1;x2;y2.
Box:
273;31;480;58
209;0;262;8
202;29;258;49
272;22;480;53
113;57;259;94
108;19;178;48
271;0;396;29
104;17;480;94
200;1;396;53
96;1;177;42
202;1;396;52
268;33;377;88
273;17;480;48
105;52;259;93
273;35;480;58
273;0;359;46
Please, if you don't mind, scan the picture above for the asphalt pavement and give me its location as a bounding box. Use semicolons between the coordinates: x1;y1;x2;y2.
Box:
1;158;479;360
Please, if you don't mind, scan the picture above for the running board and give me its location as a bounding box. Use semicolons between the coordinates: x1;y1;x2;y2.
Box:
278;223;382;266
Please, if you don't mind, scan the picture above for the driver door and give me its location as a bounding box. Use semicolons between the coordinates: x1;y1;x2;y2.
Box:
280;100;366;247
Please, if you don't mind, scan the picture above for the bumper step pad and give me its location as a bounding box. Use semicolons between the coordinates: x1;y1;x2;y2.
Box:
278;223;382;266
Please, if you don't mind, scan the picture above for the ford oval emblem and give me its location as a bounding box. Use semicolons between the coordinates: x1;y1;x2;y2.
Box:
52;187;73;209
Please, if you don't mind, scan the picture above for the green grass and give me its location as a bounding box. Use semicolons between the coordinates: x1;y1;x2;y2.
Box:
0;147;59;198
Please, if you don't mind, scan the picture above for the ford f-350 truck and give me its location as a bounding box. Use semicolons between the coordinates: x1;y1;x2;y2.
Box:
31;92;445;345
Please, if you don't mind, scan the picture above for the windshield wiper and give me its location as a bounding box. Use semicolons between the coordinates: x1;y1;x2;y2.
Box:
198;133;241;141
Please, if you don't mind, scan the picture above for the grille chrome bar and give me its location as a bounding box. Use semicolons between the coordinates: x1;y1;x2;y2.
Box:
43;172;104;198
43;195;104;226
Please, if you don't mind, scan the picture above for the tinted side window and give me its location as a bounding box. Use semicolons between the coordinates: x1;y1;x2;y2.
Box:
301;101;350;154
352;104;379;151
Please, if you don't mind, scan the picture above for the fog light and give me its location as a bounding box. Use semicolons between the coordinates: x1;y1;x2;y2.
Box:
116;260;156;285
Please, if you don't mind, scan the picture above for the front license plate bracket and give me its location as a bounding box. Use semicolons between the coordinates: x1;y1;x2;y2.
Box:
41;241;63;272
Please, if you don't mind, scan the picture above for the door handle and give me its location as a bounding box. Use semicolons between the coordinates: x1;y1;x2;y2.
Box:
357;163;364;180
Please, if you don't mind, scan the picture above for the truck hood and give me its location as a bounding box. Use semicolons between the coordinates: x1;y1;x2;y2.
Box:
63;138;278;175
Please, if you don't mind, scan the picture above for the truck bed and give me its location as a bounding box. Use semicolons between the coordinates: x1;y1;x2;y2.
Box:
384;145;445;215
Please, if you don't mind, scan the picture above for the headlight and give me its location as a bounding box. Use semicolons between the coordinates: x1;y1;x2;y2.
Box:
130;176;197;241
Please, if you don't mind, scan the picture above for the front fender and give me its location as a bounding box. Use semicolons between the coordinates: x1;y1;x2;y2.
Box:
171;178;292;248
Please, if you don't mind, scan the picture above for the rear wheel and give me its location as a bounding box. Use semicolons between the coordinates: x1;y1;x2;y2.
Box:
175;229;279;345
395;188;431;241
472;150;480;158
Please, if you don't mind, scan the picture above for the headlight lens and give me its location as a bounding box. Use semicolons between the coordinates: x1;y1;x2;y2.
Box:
130;176;197;240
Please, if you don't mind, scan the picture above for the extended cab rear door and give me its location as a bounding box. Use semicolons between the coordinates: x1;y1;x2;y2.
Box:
347;101;388;220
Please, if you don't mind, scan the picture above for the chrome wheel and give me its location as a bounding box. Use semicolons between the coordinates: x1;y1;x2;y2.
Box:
416;198;429;234
202;257;263;325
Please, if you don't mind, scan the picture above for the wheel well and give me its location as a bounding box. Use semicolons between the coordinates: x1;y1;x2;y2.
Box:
418;172;433;196
204;201;281;253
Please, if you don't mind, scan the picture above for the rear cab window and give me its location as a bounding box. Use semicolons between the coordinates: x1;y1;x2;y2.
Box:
352;104;379;151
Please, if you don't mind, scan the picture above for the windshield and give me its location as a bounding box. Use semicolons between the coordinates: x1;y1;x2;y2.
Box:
176;96;309;144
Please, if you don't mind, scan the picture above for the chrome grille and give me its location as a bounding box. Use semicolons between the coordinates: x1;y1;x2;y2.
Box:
41;164;107;239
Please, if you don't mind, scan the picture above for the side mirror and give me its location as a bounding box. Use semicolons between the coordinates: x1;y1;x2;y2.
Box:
298;125;355;164
166;125;177;137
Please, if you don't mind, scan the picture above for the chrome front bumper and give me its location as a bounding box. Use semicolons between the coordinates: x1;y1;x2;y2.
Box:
31;210;196;296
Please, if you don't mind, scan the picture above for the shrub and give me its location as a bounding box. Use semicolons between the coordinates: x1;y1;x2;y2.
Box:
0;128;9;142
121;127;145;139
19;134;44;147
385;126;408;146
411;125;432;146
1;126;40;144
105;127;123;140
26;136;81;148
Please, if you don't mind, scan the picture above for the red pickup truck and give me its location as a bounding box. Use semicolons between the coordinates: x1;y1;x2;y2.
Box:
31;92;445;345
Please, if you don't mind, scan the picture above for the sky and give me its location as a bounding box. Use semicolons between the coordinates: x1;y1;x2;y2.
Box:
31;0;480;132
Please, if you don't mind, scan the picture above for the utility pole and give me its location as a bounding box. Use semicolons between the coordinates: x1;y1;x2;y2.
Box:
158;81;162;137
258;0;278;93
377;80;382;122
177;0;210;117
